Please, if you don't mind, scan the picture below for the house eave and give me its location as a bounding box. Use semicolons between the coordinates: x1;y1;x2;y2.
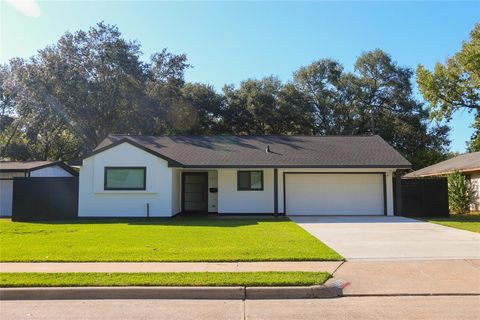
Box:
179;164;412;169
403;167;480;178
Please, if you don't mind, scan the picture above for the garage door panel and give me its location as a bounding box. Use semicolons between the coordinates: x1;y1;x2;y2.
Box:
285;174;384;215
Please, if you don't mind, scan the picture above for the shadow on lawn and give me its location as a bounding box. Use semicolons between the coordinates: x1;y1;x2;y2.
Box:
290;216;425;224
10;214;289;227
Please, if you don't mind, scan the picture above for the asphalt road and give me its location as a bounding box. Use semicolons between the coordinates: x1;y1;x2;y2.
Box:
2;296;480;320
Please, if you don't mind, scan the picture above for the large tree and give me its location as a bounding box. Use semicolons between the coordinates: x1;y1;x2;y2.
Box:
145;49;191;135
220;77;315;135
1;22;451;169
417;23;480;151
355;50;450;168
292;59;344;134
1;22;189;160
1;62;83;160
290;50;450;169
175;83;223;134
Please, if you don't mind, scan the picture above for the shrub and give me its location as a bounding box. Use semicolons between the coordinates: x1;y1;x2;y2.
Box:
448;171;477;214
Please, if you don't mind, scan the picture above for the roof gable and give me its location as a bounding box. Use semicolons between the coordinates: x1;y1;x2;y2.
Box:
0;161;78;176
89;138;183;167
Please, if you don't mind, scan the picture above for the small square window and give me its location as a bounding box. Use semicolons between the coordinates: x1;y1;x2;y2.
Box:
237;171;263;191
104;167;146;190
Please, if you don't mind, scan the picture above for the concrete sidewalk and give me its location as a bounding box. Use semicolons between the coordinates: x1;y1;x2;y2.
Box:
3;296;480;320
0;261;343;273
3;259;479;297
330;259;480;295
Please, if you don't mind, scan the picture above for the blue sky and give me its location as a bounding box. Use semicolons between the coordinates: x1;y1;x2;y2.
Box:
1;1;478;152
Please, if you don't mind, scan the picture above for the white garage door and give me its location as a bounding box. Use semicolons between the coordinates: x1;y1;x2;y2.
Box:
285;173;385;215
0;180;13;217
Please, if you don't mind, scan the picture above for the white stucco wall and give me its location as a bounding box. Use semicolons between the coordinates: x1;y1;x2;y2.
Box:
208;167;396;215
385;171;394;215
217;168;274;214
30;165;74;177
208;171;218;212
78;143;174;217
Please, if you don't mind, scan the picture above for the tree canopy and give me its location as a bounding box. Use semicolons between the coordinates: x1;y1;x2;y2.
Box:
1;22;451;169
417;23;480;151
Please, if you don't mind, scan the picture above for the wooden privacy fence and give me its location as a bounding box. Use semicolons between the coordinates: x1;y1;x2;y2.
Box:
396;177;449;217
12;177;79;221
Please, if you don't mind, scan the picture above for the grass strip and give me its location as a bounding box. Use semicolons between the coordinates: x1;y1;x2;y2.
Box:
0;218;342;262
0;272;330;287
422;214;480;233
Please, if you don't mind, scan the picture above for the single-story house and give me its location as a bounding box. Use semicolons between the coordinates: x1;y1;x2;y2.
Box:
78;134;410;217
404;152;480;211
0;161;78;216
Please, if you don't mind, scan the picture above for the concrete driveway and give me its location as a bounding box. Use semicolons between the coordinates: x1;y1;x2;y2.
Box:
291;216;480;260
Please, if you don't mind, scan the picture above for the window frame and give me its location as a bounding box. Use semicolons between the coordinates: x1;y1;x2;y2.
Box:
237;170;264;191
104;166;147;191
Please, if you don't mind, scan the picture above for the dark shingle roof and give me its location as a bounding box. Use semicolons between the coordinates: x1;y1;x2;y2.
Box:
0;161;79;175
404;152;480;178
93;134;411;168
0;161;56;171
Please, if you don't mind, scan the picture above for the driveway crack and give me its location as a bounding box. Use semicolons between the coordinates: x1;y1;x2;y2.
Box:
332;260;345;276
243;299;246;320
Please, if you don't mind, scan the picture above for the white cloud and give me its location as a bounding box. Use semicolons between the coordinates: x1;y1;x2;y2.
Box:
5;0;42;18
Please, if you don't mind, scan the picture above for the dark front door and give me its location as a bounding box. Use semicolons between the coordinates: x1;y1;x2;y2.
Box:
182;172;208;212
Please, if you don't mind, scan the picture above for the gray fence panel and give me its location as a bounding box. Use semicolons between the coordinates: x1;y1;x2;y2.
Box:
12;177;78;221
399;178;449;217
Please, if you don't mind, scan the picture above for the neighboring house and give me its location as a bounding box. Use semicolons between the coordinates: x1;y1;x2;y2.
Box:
0;161;78;217
78;134;410;217
404;152;480;211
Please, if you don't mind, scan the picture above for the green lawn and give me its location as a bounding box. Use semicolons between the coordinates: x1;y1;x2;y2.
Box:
0;271;330;287
423;214;480;233
0;218;342;262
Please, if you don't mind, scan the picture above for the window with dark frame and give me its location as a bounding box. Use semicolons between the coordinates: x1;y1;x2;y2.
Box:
104;167;146;190
237;171;263;191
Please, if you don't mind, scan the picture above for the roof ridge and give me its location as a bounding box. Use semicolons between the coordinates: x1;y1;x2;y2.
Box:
107;134;380;138
0;160;53;163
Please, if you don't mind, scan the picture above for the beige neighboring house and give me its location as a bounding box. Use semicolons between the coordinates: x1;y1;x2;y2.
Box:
404;152;480;211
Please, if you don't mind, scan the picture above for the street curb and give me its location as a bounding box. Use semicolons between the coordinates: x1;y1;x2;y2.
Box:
246;285;340;299
0;287;245;300
0;285;341;300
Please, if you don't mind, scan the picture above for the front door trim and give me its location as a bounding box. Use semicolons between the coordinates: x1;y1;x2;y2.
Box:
181;172;209;213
